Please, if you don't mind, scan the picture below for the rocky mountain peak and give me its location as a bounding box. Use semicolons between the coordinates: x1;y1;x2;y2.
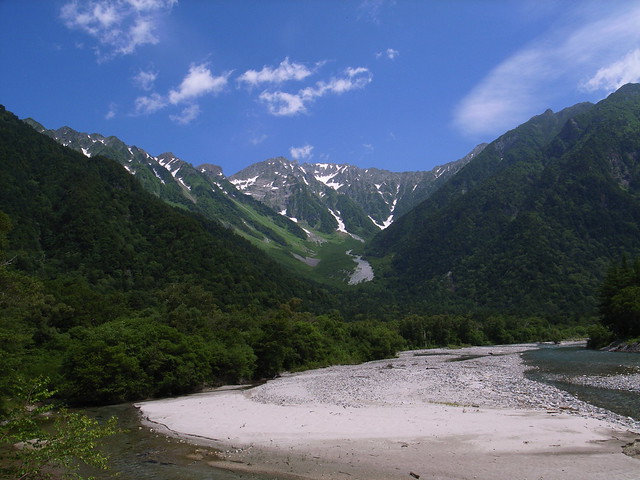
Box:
230;147;484;238
199;163;224;177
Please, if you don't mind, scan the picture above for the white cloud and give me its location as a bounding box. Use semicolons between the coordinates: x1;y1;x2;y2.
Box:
126;0;175;11
304;67;372;96
238;57;316;87
105;102;117;119
134;92;167;114
358;0;394;24
121;17;156;54
168;64;230;104
581;49;640;93
60;0;176;59
132;63;230;119
376;48;399;60
260;67;372;116
250;133;268;145
290;144;314;161
134;69;158;90
170;104;201;125
454;2;640;137
259;91;307;116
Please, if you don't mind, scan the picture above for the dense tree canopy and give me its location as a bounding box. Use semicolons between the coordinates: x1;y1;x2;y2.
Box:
2;83;639;414
365;85;640;317
599;256;640;339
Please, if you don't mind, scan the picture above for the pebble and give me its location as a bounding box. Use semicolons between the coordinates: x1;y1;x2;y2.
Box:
249;344;640;433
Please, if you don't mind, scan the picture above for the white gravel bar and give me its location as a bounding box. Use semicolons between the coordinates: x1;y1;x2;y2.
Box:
137;344;640;480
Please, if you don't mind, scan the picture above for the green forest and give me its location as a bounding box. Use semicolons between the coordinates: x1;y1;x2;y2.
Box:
1;85;640;478
365;85;640;317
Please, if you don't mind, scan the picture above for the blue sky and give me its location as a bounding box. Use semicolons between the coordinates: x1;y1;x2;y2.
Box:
2;1;640;176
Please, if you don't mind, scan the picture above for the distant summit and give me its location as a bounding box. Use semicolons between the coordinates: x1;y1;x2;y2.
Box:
230;145;486;238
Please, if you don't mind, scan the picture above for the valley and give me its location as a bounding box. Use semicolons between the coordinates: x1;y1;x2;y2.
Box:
3;3;640;480
3;80;640;480
27;118;485;288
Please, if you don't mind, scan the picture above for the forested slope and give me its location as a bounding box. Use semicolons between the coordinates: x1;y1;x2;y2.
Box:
0;105;403;405
366;84;640;317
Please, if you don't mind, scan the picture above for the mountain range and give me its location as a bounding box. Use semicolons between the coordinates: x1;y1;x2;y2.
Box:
229;147;485;238
26;118;483;286
2;107;323;312
10;83;640;318
4;85;640;413
367;84;640;316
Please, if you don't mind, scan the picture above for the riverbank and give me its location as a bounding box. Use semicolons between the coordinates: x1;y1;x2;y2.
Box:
137;344;640;480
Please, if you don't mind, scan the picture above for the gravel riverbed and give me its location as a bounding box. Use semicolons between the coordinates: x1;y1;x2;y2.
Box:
138;343;640;480
250;344;640;433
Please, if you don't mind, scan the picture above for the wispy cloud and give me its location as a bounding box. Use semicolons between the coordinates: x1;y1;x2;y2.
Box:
358;0;395;24
134;92;166;115
581;48;640;93
376;48;399;60
60;0;176;59
170;104;201;125
250;133;268;145
168;64;230;104
260;67;373;116
290;144;314;161
454;2;640;137
238;58;318;87
259;91;306;116
105;102;117;119
133;69;158;90
133;63;229;124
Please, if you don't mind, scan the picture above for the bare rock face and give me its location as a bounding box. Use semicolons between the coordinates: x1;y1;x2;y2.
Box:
229;146;485;237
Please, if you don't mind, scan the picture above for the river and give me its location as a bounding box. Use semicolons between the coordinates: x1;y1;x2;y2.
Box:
86;344;639;479
522;343;640;421
82;403;270;480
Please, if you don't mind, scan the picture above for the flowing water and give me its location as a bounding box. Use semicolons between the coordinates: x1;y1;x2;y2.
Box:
83;403;271;480
522;344;640;421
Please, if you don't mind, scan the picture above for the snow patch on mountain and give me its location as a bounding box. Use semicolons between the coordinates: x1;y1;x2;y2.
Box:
177;177;191;190
328;208;347;233
152;169;166;184
231;176;259;191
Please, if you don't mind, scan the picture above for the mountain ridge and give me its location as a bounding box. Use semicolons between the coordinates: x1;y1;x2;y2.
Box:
230;144;486;238
24;117;484;286
366;84;640;316
3;106;322;310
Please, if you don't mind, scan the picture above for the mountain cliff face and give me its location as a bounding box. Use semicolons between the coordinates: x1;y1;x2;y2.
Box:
230;145;486;239
366;84;640;316
23;119;309;250
25;118;485;285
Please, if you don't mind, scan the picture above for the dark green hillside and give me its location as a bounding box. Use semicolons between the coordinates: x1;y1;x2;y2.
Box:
24;120;308;248
0;106;313;311
368;102;593;265
366;84;640;317
0;105;408;406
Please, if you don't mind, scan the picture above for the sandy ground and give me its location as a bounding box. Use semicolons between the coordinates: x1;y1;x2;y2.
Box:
137;345;640;480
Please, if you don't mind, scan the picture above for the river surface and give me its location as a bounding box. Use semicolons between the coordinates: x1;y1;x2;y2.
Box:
87;344;639;479
522;344;640;421
346;249;374;284
82;403;270;480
